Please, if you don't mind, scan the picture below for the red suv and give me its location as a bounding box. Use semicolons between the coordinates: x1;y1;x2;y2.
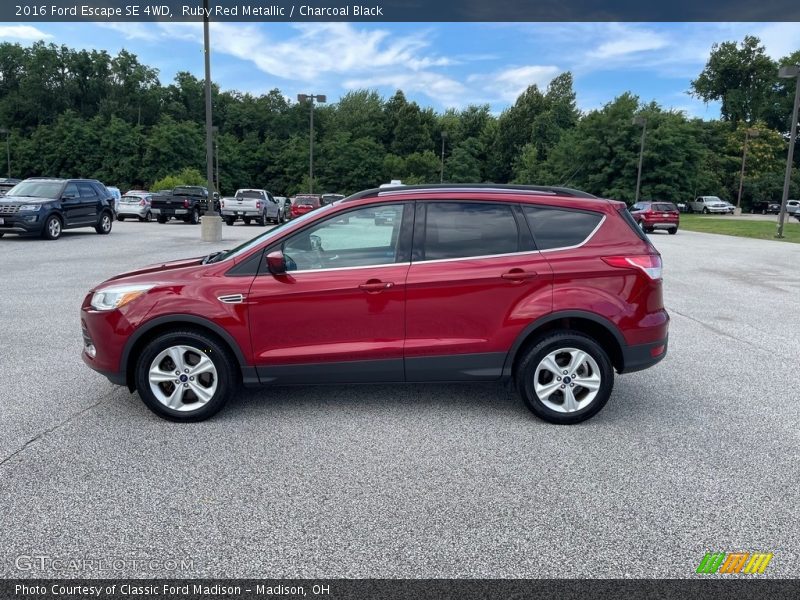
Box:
290;194;322;219
81;185;669;424
629;201;680;234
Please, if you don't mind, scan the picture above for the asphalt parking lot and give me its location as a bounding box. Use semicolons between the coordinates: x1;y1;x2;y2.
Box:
1;219;798;578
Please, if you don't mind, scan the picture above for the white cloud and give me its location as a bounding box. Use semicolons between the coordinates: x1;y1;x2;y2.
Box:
0;25;53;41
343;72;467;106
752;23;800;60
469;65;561;103
590;26;670;59
98;23;159;42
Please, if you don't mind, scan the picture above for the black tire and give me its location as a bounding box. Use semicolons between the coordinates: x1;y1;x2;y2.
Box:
516;331;614;425
157;215;168;224
117;214;125;221
41;214;63;240
95;211;113;234
134;329;238;422
243;217;252;225
668;227;678;235
703;208;709;214
190;209;200;225
0;232;4;237
257;212;266;226
141;211;153;223
225;217;236;226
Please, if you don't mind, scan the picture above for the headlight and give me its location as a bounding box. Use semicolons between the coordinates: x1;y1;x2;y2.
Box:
90;284;155;311
18;204;42;211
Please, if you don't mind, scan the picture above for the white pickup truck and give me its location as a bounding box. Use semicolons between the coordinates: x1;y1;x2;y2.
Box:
220;189;284;226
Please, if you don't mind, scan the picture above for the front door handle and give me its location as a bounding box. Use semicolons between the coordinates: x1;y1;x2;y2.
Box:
501;269;538;282
359;280;395;293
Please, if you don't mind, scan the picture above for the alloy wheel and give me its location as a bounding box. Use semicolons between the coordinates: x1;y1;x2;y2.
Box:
532;347;602;413
148;345;218;412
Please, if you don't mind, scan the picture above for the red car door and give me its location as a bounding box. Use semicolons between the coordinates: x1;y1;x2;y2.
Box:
247;203;413;383
404;201;553;381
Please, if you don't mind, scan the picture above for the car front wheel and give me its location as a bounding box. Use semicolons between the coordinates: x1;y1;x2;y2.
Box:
516;331;614;424
135;330;237;422
42;214;63;240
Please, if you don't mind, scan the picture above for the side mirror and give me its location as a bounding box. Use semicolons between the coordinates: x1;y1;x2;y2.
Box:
266;250;286;275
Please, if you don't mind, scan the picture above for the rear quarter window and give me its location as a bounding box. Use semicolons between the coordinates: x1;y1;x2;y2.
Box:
421;202;520;261
522;206;603;250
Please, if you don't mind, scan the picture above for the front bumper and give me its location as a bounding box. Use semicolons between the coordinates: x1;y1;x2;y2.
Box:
0;213;44;234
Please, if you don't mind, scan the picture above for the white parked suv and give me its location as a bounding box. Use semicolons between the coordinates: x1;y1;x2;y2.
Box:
220;189;283;226
688;196;730;214
786;200;800;215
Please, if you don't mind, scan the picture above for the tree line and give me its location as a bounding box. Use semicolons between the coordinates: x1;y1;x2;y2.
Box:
0;36;797;205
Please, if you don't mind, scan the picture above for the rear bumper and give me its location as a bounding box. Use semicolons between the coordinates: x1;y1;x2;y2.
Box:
619;337;668;373
221;209;261;217
151;208;189;216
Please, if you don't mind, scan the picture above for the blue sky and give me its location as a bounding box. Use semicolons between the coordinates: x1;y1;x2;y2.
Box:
2;21;799;118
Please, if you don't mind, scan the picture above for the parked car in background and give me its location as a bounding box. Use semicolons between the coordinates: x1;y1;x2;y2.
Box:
321;193;345;206
274;196;291;218
0;177;21;196
80;183;668;424
719;200;736;214
151;186;210;224
117;192;154;222
220;189;283;226
629;201;680;235
786;200;800;215
106;186;122;213
0;177;114;240
688;196;729;214
750;200;781;214
676;201;688;213
290;194;322;219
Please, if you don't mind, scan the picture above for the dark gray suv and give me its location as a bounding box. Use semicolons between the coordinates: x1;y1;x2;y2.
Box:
0;178;115;240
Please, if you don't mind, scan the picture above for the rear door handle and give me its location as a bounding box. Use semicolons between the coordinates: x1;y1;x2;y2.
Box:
359;280;395;293
501;269;539;282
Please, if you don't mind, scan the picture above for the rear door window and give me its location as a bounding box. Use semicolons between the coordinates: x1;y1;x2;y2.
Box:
77;182;97;198
419;202;520;261
522;206;603;250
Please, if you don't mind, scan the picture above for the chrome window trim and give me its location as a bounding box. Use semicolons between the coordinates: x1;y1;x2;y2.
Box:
289;261;411;275
411;249;543;265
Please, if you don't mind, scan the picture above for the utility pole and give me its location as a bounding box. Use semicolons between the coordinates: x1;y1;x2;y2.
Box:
200;0;221;242
297;93;326;193
736;129;760;215
440;131;447;183
777;65;800;239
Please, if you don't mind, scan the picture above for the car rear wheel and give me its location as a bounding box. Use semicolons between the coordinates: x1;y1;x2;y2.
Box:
668;227;678;235
243;217;252;225
141;211;152;223
117;214;125;221
135;330;237;422
225;217;235;226
189;209;200;225
516;331;613;424
257;212;266;226
41;214;63;240
95;212;113;234
157;216;168;224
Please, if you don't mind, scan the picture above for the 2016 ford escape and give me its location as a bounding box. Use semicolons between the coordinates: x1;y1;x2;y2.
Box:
81;184;669;424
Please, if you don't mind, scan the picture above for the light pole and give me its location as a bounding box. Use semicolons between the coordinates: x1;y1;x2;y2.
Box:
777;64;800;239
0;127;10;178
736;128;760;215
440;131;447;183
200;0;221;242
633;116;647;203
297;93;326;193
212;125;219;193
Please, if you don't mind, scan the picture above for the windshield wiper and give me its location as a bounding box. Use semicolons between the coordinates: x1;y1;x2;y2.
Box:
202;251;227;265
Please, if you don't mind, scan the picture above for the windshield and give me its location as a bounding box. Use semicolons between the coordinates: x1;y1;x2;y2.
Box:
211;203;335;263
5;180;63;199
173;187;203;196
237;191;263;199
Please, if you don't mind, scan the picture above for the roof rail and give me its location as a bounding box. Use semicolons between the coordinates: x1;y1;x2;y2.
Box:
343;183;597;202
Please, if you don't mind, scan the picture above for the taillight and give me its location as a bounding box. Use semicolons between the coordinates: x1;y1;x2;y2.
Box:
602;255;663;280
256;202;261;209
220;200;225;208
183;199;189;208
139;199;146;206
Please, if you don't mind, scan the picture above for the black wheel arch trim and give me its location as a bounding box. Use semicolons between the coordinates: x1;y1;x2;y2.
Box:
502;310;628;377
119;314;250;389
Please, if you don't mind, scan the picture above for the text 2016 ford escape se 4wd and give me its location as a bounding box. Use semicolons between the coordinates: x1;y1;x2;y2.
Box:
81;185;669;424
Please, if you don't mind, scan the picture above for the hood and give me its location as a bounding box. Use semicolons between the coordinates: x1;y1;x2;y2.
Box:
103;256;206;285
0;196;53;204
